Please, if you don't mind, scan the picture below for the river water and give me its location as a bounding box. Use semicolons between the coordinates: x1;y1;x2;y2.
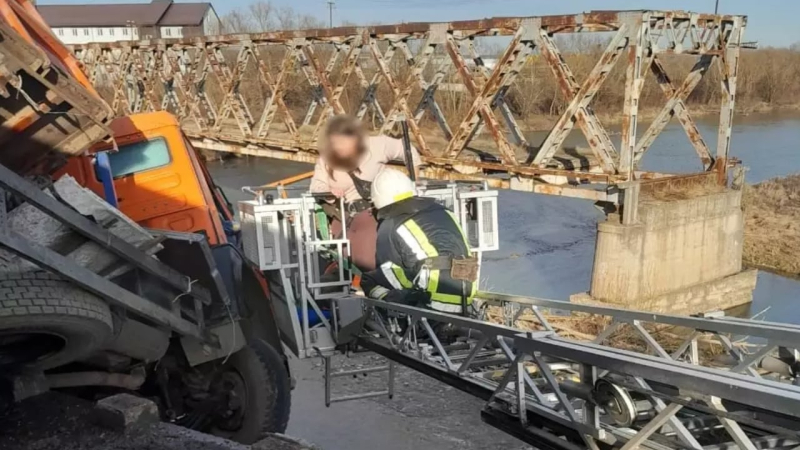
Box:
207;112;800;325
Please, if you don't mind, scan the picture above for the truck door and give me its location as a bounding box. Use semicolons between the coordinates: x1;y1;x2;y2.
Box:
106;125;224;245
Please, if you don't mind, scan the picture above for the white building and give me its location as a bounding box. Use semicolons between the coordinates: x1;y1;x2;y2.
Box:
38;0;220;45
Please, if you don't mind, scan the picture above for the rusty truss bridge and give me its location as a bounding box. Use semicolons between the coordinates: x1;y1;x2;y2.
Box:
72;10;746;211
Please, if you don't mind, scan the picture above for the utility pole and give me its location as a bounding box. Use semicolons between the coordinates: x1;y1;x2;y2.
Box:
714;0;720;14
126;20;136;41
327;0;335;28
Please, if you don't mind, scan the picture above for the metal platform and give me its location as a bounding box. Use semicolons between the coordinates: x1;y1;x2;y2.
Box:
238;181;499;359
353;293;800;450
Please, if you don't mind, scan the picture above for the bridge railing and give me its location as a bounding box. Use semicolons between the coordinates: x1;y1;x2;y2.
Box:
69;11;746;204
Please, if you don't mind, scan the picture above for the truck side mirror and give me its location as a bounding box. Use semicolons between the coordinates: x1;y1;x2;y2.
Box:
94;151;119;207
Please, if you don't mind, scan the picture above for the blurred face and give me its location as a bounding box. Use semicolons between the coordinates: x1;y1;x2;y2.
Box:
327;133;360;160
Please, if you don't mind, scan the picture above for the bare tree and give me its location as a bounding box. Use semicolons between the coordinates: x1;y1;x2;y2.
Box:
219;1;324;33
221;9;253;33
297;14;325;30
275;6;297;30
249;0;275;32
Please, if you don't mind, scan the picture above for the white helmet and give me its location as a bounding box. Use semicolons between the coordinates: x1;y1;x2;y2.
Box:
371;168;415;210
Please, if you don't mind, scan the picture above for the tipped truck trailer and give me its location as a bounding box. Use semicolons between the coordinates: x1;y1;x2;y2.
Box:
0;1;290;444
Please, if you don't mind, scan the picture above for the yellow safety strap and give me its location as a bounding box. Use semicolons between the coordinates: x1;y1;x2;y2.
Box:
391;264;413;289
404;220;438;257
393;191;414;202
404;219;441;295
428;269;439;296
431;291;473;305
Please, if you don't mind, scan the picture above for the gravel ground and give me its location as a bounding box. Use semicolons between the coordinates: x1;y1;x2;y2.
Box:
0;358;531;450
0;392;313;450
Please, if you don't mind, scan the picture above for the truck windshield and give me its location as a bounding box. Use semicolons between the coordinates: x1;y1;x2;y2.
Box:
108;137;171;178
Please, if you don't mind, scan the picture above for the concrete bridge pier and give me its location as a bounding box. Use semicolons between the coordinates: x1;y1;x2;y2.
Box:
572;178;757;315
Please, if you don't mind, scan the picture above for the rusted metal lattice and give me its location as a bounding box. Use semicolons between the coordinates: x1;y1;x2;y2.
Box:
70;10;746;207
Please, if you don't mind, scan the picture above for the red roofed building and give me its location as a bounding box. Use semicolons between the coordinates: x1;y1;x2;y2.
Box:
37;0;220;44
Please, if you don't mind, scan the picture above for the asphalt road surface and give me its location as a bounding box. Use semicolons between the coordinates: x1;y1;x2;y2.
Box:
286;353;532;450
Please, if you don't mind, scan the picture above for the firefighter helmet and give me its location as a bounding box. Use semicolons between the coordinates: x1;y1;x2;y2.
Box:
371;168;415;209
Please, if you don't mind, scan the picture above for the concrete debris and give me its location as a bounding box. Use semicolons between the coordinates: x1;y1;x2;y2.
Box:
0;175;160;277
93;393;160;431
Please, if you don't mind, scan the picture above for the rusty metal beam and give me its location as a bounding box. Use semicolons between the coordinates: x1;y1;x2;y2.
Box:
309;39;363;140
714;17;745;183
68;12;744;50
442;30;525;164
534;29;618;173
372;37;433;155
210;46;254;136
73;11;746;202
253;43;299;140
619;15;649;181
532;25;630;169
634;55;714;168
355;41;395;122
398;39;453;141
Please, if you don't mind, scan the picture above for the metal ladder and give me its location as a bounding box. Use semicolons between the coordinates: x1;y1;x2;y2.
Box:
322;351;396;407
352;293;800;450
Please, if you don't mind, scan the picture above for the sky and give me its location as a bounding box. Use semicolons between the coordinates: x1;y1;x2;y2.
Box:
37;0;800;48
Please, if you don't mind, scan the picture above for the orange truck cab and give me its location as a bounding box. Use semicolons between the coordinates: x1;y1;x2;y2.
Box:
60;111;232;245
59;111;288;380
0;1;292;441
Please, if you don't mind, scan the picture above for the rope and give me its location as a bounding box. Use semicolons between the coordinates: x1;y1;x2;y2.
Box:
171;277;199;303
171;277;236;365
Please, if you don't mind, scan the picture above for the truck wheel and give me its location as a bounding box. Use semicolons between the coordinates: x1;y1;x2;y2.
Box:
0;272;113;370
209;339;291;444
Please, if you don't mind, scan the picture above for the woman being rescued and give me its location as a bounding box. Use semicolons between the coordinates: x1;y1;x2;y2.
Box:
310;114;421;272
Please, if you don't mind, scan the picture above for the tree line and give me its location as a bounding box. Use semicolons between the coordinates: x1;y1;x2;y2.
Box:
216;1;800;120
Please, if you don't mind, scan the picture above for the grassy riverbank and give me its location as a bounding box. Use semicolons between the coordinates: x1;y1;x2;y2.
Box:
743;175;800;276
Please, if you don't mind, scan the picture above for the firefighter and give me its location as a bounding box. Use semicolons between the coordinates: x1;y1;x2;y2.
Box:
360;169;478;316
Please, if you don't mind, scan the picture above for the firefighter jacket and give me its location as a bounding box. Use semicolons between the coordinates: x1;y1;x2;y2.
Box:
361;196;476;314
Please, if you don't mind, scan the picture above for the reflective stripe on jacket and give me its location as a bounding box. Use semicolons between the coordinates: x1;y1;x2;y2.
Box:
361;197;475;313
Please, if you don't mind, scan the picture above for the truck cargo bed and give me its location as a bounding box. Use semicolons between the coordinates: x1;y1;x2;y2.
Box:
0;0;112;175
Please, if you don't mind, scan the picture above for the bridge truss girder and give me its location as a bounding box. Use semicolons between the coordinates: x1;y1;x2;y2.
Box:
71;10;746;207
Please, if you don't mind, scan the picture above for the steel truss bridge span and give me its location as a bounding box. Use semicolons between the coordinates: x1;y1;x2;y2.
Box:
71;10;746;209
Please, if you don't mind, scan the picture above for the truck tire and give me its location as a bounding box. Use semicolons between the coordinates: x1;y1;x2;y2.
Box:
210;339;291;444
0;272;113;370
